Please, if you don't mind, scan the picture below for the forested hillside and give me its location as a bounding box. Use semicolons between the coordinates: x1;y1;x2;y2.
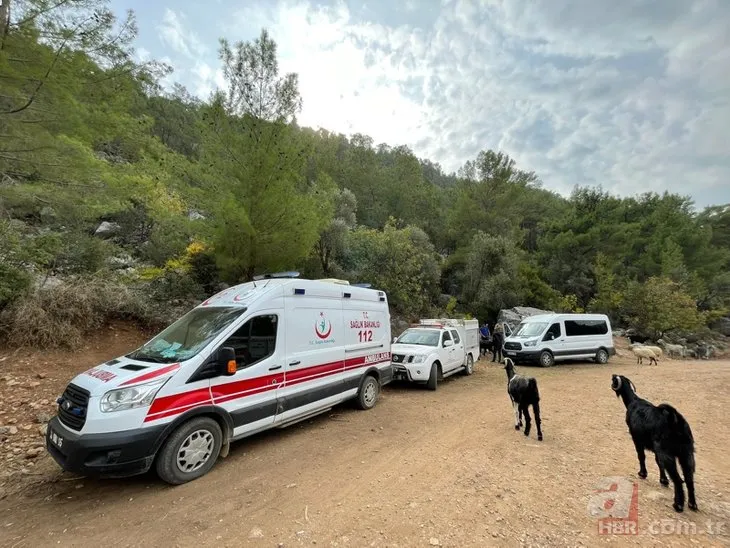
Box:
1;0;729;349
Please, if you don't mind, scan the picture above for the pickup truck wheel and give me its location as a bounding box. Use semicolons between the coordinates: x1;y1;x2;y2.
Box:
426;362;438;390
464;353;474;375
155;417;223;485
355;374;380;410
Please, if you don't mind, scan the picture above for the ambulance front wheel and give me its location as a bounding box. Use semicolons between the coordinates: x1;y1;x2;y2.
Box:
155;416;223;485
356;374;380;410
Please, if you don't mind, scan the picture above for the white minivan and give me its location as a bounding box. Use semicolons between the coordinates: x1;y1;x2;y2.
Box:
502;313;615;367
46;274;392;484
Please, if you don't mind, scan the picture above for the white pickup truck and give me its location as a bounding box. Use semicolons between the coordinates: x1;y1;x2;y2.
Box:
391;318;480;390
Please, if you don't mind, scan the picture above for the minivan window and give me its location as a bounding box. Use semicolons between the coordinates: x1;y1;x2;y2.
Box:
544;322;561;340
127;306;246;364
514;322;548;338
564;319;608;336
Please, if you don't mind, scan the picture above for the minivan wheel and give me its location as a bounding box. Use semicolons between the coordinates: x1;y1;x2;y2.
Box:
595;349;609;364
356;375;380;410
539;351;555;367
464;353;474;376
155;417;223;485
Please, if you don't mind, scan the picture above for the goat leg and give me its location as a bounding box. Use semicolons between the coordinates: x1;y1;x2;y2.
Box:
633;440;648;479
533;401;543;441
659;454;686;512
511;399;521;430
655;454;669;487
679;454;698;511
521;403;532;438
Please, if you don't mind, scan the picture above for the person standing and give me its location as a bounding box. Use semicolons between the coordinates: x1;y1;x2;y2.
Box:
492;321;504;363
479;322;491;356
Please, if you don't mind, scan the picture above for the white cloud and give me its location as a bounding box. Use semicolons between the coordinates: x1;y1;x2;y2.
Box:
157;8;206;59
154;0;730;207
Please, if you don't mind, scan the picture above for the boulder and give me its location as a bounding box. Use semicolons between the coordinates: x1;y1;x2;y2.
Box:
711;317;730;337
94;221;121;236
496;306;554;330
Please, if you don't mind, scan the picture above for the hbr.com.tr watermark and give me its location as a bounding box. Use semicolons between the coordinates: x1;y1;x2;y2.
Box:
587;476;726;536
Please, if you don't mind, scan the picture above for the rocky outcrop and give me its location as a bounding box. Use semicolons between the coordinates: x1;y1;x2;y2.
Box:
496;306;554;329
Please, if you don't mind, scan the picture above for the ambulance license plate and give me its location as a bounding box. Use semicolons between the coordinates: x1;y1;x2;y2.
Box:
49;429;64;449
505;351;516;356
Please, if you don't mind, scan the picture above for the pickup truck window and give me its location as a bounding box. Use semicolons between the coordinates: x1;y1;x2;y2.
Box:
450;329;460;343
397;328;440;346
442;331;452;344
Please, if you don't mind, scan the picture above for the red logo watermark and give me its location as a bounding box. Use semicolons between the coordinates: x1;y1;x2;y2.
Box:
587;477;639;535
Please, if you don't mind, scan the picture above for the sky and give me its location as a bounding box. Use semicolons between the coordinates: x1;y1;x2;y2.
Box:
111;0;730;208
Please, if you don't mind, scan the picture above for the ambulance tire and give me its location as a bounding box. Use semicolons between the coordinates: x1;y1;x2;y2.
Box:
155;416;223;485
355;374;380;410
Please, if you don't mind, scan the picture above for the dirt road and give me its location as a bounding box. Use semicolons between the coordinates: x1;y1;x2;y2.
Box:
1;327;729;547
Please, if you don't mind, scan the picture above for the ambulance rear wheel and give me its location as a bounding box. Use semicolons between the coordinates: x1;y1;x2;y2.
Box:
155;417;223;485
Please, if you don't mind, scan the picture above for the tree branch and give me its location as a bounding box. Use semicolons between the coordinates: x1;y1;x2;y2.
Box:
2;14;93;115
12;0;72;29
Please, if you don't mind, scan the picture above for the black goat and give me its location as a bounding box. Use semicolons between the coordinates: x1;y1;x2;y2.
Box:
503;358;543;441
611;374;697;513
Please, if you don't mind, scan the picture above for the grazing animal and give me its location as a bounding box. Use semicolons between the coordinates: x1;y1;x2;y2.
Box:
503;358;543;441
610;374;697;513
643;345;663;358
631;345;659;365
657;339;685;359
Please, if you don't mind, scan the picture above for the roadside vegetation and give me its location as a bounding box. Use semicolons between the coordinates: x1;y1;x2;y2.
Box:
1;0;729;349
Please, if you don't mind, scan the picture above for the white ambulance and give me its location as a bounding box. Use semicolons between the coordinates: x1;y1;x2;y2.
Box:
46;274;392;485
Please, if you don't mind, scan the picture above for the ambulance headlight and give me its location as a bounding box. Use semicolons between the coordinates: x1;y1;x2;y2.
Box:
523;339;538;347
412;355;427;363
100;378;168;413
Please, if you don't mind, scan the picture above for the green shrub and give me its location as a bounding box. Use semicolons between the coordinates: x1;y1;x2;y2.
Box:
0;263;32;309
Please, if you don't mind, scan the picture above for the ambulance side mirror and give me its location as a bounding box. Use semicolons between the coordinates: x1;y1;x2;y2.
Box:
217;346;237;376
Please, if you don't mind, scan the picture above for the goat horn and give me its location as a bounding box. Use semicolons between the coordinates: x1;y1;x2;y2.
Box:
613;376;622;390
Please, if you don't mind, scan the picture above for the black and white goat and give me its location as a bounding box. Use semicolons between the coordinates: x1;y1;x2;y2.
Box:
611;374;697;513
503;358;543;441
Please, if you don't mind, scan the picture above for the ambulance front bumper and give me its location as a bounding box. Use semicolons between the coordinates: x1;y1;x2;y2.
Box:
45;416;165;478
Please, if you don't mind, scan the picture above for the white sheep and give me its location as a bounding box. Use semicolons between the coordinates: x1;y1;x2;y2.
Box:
631;345;659;365
628;342;663;359
645;345;663;358
657;339;685;359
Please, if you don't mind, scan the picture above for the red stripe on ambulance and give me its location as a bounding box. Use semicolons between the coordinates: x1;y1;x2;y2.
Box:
119;363;180;387
143;352;391;423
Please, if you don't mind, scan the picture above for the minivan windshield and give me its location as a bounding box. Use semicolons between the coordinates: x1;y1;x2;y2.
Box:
127;306;246;364
513;322;549;338
396;328;440;346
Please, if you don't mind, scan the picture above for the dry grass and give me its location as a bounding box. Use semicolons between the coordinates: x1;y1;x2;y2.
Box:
0;277;153;349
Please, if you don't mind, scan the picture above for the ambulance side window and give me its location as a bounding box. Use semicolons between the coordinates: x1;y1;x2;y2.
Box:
222;314;278;369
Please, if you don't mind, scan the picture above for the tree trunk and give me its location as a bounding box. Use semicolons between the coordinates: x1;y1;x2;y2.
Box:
0;0;10;50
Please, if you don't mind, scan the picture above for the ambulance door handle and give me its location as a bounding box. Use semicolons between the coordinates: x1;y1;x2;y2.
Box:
269;365;282;371
289;360;301;366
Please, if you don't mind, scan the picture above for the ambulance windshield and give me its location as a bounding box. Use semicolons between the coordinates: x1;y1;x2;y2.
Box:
127;306;246;363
